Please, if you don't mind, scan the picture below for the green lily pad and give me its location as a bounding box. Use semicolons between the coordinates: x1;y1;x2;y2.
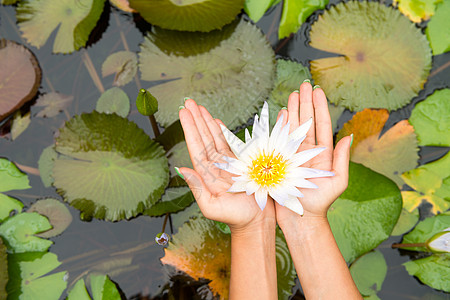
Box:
37;146;58;188
7;252;67;299
90;274;121;300
310;1;431;111
161;216;296;299
404;254;450;292
10;111;31;141
426;0;450;55
129;0;244;32
0;240;7;300
0;158;30;192
28;198;72;238
0;212;52;253
17;0;105;54
35;92;73;118
399;214;450;252
268;59;343;130
95;87;130;118
402;151;450;215
409;89;450;147
0;194;24;222
328;162;402;263
393;0;443;22
52;111;169;221
144;186;194;217
244;0;278;22
391;207;419;236
139;20;276;128
279;0;329;39
102;51;137;87
67;278;91;300
0;39;41;122
350;250;387;297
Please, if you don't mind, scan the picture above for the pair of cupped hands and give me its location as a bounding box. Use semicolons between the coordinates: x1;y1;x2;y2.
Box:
177;81;352;233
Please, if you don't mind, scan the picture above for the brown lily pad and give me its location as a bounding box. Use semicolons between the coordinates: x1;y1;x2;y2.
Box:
0;39;41;122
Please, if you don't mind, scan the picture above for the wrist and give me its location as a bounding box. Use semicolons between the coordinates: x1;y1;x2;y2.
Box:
279;214;330;242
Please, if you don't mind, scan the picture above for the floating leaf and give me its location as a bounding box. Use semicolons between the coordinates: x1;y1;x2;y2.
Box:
401;190;449;216
0;158;30;192
0;240;7;300
404;254;450;292
161;216;296;299
0;39;41;122
139;20;276;128
34;92;73;118
399;214;450;252
37;146;57;188
7;252;68;299
268;59;343;130
0;212;52;253
10;111;31;140
278;0;329;39
129;0;244;32
336;109;419;187
393;0;443;22
136;88;158;116
328;163;402;263
409;89;450;147
310;1;431;111
244;0;277;22
109;0;135;13
95;87;130;118
402;151;450;215
102;51;137;87
28;198;73;238
391;207;419;236
0;194;24;222
349;250;387;297
1;0;19;5
52;111;169;221
67;278;91;300
17;0;105;54
144;187;194;217
90;274;121;300
426;0;450;55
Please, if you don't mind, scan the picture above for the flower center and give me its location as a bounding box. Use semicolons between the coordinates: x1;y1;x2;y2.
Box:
248;151;287;188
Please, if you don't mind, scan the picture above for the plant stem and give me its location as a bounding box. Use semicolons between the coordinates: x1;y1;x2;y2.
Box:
161;213;169;232
392;242;427;248
149;115;160;137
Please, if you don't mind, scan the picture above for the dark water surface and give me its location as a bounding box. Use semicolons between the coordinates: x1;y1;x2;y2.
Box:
1;2;449;299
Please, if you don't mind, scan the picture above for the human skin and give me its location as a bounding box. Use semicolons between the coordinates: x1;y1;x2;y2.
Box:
275;81;362;299
178;99;277;300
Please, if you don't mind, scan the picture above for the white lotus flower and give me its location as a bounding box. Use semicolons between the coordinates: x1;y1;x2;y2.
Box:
214;102;334;215
428;227;450;253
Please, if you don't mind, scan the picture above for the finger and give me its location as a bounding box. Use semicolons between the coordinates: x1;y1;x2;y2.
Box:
199;105;234;158
276;108;288;127
179;108;208;170
331;135;352;196
177;167;215;219
184;99;218;160
313;87;333;169
287;91;300;131
299;81;315;144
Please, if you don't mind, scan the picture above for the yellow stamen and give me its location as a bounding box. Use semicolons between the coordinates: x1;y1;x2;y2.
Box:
248;151;287;188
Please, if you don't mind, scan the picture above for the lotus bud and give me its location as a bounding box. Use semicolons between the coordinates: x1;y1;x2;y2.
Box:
155;232;170;246
427;227;450;253
136;88;158;116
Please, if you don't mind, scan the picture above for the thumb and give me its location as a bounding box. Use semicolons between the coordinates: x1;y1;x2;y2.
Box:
175;167;213;214
332;135;352;193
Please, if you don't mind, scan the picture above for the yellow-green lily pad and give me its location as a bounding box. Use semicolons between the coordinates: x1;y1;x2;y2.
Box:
0;194;23;223
101;51;137;87
28;198;72;238
0;158;30;192
310;1;431;111
350;250;387;298
426;0;450;55
393;0;443;22
95;87;130;118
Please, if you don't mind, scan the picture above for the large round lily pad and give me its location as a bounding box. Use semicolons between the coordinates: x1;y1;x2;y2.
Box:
52;111;169;221
17;0;105;54
139;20;276;128
129;0;244;32
309;1;431;111
0;39;41;122
328;162;402;263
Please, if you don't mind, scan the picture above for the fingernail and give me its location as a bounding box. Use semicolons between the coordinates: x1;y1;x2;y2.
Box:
184;97;190;102
303;79;311;84
350;133;354;147
178;105;185;111
293;90;299;93
174;167;185;180
313;85;321;90
281;107;287;110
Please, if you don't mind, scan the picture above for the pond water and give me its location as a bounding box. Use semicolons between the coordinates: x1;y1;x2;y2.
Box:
1;1;449;299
